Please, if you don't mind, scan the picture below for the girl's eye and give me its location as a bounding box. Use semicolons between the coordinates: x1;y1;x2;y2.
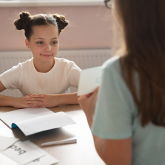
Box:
52;41;57;44
37;41;43;44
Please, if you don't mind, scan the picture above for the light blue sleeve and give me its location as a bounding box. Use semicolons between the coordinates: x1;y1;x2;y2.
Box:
91;58;134;139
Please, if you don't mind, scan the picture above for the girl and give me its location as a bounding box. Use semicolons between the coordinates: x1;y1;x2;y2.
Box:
79;0;165;165
0;12;81;108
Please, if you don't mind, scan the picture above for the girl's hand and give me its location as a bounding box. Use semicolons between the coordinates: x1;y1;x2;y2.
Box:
78;87;99;128
27;94;59;108
13;94;43;108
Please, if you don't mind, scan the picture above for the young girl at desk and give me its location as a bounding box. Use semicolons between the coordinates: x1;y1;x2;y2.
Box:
0;12;81;108
79;0;165;165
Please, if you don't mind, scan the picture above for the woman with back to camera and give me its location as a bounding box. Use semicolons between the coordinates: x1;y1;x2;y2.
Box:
78;0;165;165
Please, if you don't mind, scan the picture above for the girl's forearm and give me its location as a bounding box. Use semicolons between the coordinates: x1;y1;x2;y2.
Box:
0;95;16;107
53;92;79;105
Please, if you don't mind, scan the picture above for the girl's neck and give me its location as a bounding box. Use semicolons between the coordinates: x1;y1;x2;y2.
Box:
33;58;55;73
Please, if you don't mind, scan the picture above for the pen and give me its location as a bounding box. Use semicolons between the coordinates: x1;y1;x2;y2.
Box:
41;138;77;146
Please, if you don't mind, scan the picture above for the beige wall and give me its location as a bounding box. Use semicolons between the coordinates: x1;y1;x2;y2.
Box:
0;6;113;51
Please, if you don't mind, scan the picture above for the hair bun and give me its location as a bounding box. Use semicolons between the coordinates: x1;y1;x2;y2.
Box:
53;14;69;33
14;12;31;30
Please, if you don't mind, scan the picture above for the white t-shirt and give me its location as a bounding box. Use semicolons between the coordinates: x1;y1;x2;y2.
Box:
0;57;81;96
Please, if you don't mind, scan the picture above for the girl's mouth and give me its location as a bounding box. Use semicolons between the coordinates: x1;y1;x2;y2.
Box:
41;54;53;57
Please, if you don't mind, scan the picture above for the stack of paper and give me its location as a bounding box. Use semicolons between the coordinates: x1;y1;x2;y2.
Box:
25;141;59;165
0;135;59;165
0;136;19;151
2;141;44;164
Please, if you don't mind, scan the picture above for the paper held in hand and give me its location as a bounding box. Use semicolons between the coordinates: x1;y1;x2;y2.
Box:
0;108;75;136
77;66;102;96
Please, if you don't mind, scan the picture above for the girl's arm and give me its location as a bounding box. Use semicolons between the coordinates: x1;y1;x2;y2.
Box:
0;81;42;108
27;92;79;107
56;92;78;105
0;81;14;106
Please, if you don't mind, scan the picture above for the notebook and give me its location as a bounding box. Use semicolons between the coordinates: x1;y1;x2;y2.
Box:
0;108;75;136
77;66;102;96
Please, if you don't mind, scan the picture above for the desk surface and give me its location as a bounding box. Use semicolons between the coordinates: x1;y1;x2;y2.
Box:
0;105;105;165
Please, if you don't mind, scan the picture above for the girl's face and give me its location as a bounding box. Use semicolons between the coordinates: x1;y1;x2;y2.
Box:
25;24;59;64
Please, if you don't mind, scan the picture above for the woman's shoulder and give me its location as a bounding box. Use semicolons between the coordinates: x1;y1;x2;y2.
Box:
102;55;121;73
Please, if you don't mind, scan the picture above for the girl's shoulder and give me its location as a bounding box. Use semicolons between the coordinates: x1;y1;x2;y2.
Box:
55;57;77;67
54;57;81;71
17;58;32;67
9;58;32;71
55;57;73;63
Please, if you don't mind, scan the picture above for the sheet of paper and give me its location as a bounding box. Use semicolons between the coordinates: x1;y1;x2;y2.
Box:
0;153;19;165
0;136;19;151
17;112;76;136
2;141;44;165
0;108;53;128
24;140;59;165
78;66;102;96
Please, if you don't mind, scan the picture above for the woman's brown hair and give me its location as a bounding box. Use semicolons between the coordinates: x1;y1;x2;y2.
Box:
14;12;69;40
115;0;165;127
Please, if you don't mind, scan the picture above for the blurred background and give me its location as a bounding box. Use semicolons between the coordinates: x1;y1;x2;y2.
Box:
0;0;113;50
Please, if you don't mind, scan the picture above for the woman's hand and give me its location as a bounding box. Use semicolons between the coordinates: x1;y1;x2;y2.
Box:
13;94;43;108
78;87;99;128
27;94;59;108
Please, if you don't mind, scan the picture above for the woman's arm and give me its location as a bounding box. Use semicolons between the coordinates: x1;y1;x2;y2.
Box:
78;88;132;165
93;136;132;165
27;92;79;107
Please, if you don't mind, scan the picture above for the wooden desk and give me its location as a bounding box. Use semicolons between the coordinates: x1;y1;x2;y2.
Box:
0;105;105;165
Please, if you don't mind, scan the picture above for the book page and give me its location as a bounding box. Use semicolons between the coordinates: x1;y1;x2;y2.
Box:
0;108;53;128
15;112;76;136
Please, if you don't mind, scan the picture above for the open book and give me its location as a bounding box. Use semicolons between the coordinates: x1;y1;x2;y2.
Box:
0;108;75;136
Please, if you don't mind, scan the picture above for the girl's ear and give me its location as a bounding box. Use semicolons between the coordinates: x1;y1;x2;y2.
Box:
25;39;30;48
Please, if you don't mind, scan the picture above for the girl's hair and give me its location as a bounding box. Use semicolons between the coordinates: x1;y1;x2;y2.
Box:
115;0;165;127
14;12;69;40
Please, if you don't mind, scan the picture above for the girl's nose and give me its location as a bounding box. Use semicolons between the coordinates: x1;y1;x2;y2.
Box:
45;44;51;51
